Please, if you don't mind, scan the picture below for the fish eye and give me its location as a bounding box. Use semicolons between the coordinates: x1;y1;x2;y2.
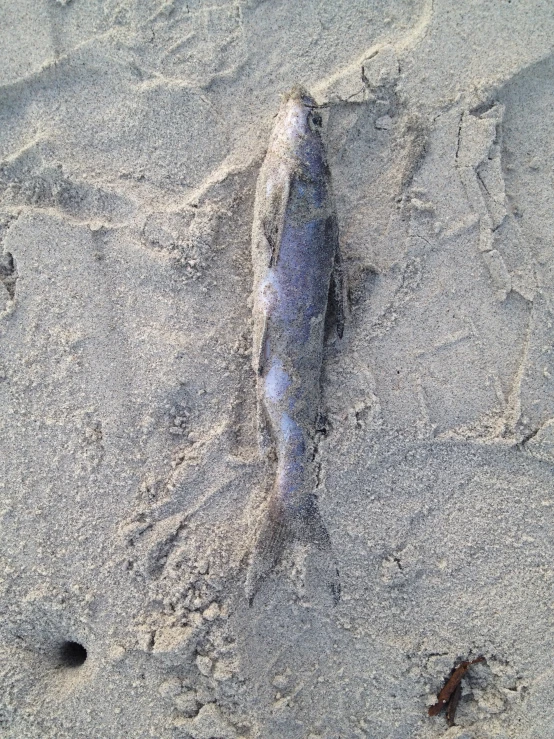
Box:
311;113;322;127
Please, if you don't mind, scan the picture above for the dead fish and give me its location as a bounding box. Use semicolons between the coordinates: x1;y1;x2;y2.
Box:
246;87;345;604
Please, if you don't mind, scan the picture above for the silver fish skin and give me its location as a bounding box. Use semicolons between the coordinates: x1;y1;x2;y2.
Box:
246;87;344;604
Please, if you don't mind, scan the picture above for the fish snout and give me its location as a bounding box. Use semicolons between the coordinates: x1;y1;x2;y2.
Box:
280;87;321;139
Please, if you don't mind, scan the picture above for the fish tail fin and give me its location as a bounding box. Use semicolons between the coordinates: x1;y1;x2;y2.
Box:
246;494;340;605
295;494;341;605
245;497;288;606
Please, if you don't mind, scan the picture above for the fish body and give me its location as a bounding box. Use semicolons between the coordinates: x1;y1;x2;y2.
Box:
246;87;344;603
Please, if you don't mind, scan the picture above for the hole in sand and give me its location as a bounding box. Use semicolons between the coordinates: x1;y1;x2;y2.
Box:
59;641;87;668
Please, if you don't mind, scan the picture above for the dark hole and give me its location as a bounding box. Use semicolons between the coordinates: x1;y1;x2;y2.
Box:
59;641;87;668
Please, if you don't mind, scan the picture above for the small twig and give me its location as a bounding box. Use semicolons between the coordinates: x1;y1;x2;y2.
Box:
428;656;485;720
445;680;463;726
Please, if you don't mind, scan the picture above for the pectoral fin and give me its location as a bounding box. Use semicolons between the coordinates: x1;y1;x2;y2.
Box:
262;174;290;268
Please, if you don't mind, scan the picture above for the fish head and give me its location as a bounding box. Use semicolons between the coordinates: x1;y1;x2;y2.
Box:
277;87;324;144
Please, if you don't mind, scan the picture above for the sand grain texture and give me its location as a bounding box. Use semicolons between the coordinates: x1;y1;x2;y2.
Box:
1;1;554;737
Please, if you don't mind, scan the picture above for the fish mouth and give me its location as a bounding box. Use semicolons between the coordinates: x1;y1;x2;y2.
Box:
285;86;318;109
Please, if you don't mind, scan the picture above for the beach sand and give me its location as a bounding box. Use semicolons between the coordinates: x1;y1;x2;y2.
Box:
1;1;554;737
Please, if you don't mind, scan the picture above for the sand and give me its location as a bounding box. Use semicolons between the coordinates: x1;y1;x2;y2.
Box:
1;1;554;737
